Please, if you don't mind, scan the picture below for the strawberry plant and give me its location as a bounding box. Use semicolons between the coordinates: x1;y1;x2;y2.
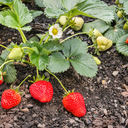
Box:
0;0;116;116
82;0;128;56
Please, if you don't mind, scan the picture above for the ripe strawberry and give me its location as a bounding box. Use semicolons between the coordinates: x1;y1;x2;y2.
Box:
126;38;128;44
29;80;53;103
0;74;3;85
1;89;21;109
62;92;86;117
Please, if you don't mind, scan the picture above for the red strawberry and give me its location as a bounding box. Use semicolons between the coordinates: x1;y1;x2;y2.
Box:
62;92;86;117
126;38;128;44
1;89;21;109
0;74;3;85
29;80;53;103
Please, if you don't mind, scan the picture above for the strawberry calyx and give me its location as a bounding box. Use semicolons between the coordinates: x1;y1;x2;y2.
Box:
63;90;74;98
29;74;50;83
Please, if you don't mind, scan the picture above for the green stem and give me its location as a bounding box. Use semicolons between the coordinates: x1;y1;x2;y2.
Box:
39;34;48;44
18;75;31;88
18;29;27;43
0;44;10;51
63;24;72;32
62;16;72;31
22;47;34;51
36;68;39;78
0;60;14;70
45;68;68;93
44;35;51;43
87;44;95;48
60;32;88;43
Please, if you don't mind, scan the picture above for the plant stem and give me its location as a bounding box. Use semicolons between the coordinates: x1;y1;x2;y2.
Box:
87;44;95;48
39;34;48;44
60;32;88;43
36;68;39;78
18;29;27;43
0;60;14;70
0;44;10;51
18;75;31;88
22;47;34;51
45;68;68;93
44;35;51;43
63;24;72;32
62;16;72;31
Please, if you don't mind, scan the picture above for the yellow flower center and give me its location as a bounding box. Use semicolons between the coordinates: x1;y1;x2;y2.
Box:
52;28;58;35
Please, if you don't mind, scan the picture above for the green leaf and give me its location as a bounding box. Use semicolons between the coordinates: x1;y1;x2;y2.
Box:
77;0;114;22
43;40;64;52
61;0;81;11
1;43;13;59
62;38;88;58
116;34;128;56
0;0;32;29
35;0;44;7
70;53;98;77
0;57;16;83
82;20;110;34
44;8;64;18
43;0;63;9
119;0;128;4
0;0;14;6
48;52;70;73
13;0;32;27
124;1;128;15
104;27;128;44
29;10;43;20
29;36;40;42
30;52;49;71
70;8;94;18
0;10;16;26
25;41;43;53
21;26;32;31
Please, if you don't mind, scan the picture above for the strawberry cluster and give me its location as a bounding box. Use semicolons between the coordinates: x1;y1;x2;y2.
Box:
1;78;86;117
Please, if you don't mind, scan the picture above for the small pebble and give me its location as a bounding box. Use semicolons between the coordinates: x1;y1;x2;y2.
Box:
20;108;29;113
112;71;119;76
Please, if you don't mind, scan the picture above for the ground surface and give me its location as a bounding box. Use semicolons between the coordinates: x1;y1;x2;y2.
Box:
0;0;128;128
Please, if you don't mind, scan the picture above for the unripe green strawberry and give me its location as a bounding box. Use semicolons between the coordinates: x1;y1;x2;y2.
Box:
123;22;128;30
62;92;86;117
115;0;119;4
8;48;23;60
97;36;113;51
118;4;123;8
93;29;103;38
71;17;84;31
92;56;101;65
59;16;68;26
117;11;123;18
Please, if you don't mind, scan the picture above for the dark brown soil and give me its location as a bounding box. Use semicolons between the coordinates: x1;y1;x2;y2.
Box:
0;0;128;128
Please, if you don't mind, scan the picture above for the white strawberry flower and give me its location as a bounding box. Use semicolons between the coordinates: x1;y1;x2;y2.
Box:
49;24;63;39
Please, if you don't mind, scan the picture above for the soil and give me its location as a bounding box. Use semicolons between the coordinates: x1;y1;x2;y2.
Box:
0;0;128;128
